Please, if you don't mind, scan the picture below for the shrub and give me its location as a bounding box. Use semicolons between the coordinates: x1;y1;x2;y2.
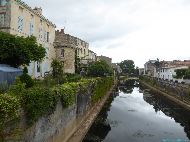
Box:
19;67;34;88
22;87;57;125
20;73;34;88
9;81;25;98
0;81;9;94
53;83;78;108
87;61;113;77
65;73;81;82
92;77;114;103
51;59;65;84
0;94;20;129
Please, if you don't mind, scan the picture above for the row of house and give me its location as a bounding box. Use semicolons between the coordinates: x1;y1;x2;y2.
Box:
143;59;190;83
0;0;112;78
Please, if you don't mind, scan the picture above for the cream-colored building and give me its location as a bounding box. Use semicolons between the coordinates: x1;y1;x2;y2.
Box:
0;0;56;78
76;37;89;65
87;50;97;63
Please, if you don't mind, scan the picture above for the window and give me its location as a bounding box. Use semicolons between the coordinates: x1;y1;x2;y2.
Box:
44;31;47;41
29;22;34;35
29;15;34;35
45;47;49;59
47;32;49;42
18;16;24;32
39;27;43;39
29;16;34;36
0;14;5;26
0;0;7;6
61;49;64;57
40;19;42;25
84;49;85;55
37;62;40;73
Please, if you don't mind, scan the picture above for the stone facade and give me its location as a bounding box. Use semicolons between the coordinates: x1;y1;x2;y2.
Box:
0;0;56;78
54;29;94;73
97;55;112;66
54;29;76;74
144;60;157;77
88;50;97;63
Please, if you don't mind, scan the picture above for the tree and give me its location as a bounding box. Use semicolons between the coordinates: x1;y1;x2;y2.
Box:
0;31;46;67
119;60;135;74
87;60;113;77
51;59;64;84
175;69;187;79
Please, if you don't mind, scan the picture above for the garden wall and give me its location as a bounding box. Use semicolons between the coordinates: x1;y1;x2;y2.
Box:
1;77;114;142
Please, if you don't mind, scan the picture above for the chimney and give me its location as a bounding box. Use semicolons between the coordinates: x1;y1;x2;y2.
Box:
60;29;65;34
33;7;42;15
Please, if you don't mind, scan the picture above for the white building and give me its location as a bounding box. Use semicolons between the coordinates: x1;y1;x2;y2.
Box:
158;66;189;82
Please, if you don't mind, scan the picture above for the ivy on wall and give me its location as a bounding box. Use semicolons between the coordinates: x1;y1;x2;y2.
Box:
0;77;114;136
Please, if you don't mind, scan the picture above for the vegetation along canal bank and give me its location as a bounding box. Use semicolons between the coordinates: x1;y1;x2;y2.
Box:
0;76;115;142
140;76;190;111
83;79;190;142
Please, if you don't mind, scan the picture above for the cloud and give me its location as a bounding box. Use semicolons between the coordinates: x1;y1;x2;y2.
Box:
23;0;190;67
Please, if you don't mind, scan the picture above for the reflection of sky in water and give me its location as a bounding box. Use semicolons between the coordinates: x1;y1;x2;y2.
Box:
103;87;189;142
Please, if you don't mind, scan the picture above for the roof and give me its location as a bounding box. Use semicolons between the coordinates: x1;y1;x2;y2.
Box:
0;64;22;72
15;0;56;28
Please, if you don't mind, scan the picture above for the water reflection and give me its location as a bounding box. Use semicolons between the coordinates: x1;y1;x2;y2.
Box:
84;91;117;141
141;85;190;139
119;79;139;94
83;80;190;142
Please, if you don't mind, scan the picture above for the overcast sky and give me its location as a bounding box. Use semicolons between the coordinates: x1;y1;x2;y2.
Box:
23;0;190;67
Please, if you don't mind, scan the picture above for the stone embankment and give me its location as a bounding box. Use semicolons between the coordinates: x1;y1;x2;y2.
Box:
140;76;190;111
2;78;115;142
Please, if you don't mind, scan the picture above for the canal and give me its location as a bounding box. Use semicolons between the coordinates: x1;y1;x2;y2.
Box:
83;80;190;142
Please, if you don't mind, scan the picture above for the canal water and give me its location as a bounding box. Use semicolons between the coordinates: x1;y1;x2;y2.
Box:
83;80;190;142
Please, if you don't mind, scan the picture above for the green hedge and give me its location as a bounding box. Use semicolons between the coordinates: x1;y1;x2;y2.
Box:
53;83;78;108
22;87;57;125
0;94;20;129
0;77;114;128
92;77;114;103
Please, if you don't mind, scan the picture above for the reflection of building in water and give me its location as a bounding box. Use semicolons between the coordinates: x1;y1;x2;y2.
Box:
83;91;117;142
141;86;190;139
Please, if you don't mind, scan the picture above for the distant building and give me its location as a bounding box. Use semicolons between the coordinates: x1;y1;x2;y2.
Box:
0;0;56;78
54;29;96;73
144;60;157;77
138;68;144;76
112;63;122;74
158;66;188;81
87;50;97;63
157;60;190;83
75;36;89;65
97;56;112;66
